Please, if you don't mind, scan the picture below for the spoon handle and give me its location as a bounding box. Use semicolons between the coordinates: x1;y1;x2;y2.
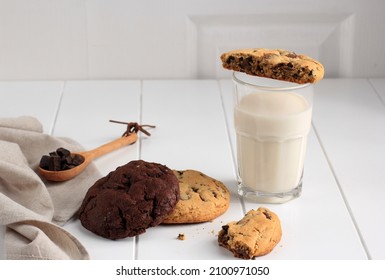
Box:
82;133;138;160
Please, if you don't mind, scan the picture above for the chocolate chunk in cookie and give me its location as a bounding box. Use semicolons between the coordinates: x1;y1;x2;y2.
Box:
218;207;282;259
162;170;230;224
78;160;180;240
39;147;84;171
221;48;324;84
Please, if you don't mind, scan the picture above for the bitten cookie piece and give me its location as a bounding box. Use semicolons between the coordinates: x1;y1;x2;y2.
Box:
221;48;324;84
162;170;230;224
218;208;282;259
78;160;180;240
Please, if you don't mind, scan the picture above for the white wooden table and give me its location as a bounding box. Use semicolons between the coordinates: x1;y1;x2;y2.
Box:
1;79;384;260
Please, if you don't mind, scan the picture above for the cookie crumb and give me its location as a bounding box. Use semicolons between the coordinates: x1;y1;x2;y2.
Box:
177;233;186;240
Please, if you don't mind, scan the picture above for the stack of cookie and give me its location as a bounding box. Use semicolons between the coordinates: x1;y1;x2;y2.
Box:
78;160;231;240
77;158;282;259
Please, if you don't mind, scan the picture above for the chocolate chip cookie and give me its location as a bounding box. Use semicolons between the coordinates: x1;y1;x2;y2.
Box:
221;48;324;84
78;160;180;240
162;170;230;224
218;207;282;259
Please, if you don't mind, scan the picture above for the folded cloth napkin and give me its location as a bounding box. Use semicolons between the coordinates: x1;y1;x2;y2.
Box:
0;116;102;259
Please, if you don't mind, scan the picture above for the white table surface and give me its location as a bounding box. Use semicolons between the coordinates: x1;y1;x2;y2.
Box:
1;78;384;260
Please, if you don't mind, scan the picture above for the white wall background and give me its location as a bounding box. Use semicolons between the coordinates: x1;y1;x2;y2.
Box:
0;0;384;80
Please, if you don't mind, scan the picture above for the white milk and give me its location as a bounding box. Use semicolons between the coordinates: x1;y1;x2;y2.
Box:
235;91;312;198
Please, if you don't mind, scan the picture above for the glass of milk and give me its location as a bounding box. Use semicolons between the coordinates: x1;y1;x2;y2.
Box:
233;72;313;203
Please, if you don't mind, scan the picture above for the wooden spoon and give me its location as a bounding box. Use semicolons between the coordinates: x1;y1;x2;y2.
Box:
38;133;138;182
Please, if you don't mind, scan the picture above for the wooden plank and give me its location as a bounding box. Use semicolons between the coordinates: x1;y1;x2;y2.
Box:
52;80;142;176
59;80;141;260
311;78;385;259
219;79;367;259
0;81;64;133
137;80;244;259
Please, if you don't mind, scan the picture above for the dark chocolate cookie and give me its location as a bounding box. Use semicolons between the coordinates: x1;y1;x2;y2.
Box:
78;160;180;240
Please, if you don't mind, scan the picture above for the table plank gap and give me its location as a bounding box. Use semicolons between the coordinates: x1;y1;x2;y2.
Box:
138;79;243;259
49;81;66;136
0;81;64;133
312;78;385;259
57;80;142;260
368;78;385;108
311;121;371;259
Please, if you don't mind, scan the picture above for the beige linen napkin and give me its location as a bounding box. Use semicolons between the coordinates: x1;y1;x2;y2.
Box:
0;116;102;259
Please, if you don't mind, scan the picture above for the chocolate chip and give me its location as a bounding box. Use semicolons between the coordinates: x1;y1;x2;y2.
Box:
273;62;285;69
39;147;84;171
56;147;70;158
47;155;61;171
39;155;51;170
222;225;229;232
72;154;84;165
263;210;272;220
239;56;253;71
226;55;235;64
